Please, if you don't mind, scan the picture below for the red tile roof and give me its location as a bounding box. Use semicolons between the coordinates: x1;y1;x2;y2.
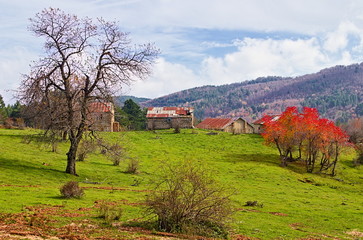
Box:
146;107;193;118
88;102;113;113
196;118;234;130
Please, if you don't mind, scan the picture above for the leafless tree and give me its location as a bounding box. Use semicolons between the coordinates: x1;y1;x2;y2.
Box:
344;117;363;165
19;8;159;175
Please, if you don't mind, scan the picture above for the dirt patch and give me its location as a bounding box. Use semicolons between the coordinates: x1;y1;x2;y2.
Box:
346;229;363;237
0;204;204;240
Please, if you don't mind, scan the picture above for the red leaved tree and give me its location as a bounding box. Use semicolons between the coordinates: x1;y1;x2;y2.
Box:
261;107;348;175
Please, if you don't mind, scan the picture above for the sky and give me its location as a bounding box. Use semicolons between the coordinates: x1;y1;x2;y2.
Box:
2;0;363;104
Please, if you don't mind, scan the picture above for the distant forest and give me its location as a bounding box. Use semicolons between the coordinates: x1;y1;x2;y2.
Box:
140;63;363;123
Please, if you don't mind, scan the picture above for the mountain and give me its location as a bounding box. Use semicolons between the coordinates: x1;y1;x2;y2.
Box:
141;63;363;123
116;95;151;106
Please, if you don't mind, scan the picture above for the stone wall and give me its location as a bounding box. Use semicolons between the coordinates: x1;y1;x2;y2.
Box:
147;116;193;130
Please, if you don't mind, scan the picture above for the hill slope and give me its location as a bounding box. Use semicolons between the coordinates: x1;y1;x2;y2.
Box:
0;129;362;239
142;63;363;122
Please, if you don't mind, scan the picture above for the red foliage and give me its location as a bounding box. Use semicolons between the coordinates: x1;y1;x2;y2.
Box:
261;107;348;175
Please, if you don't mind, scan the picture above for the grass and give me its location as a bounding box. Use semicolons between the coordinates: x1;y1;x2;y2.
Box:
0;128;362;239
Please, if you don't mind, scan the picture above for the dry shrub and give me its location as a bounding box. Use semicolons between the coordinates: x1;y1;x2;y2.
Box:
4;118;13;129
97;139;126;166
107;144;124;166
98;202;123;223
77;139;96;161
125;158;140;174
60;181;84;198
145;160;234;238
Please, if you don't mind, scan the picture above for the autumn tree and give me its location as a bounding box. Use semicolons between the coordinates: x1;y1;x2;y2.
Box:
19;8;159;175
261;107;348;175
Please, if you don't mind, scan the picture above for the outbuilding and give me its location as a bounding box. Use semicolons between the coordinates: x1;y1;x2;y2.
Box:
196;117;254;134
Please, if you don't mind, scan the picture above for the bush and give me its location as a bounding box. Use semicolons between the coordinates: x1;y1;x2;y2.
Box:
107;144;124;166
245;200;263;208
98;139;125;166
60;181;84;198
125;158;140;174
77;139;96;161
98;202;123;223
145;160;234;238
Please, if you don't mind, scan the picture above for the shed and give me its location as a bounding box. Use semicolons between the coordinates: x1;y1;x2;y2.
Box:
196;117;254;134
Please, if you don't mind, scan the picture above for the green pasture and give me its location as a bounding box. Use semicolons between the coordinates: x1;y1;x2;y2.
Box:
0;128;362;239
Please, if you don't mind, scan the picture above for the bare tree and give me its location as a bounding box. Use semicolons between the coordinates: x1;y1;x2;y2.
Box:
344;117;363;165
19;8;159;175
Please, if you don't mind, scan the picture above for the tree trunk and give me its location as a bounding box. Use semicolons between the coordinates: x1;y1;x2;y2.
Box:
66;137;81;176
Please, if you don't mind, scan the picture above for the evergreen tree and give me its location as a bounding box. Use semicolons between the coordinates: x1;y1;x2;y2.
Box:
0;94;7;123
7;101;22;118
121;99;147;130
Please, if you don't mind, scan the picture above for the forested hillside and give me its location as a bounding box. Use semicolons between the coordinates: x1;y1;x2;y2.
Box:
141;63;363;122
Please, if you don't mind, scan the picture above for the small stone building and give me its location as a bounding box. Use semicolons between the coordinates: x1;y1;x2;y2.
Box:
146;107;194;130
253;115;280;134
196;117;254;134
88;102;119;132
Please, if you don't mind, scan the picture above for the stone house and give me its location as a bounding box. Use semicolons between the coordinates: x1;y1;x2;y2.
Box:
196;117;254;134
146;107;194;130
88;102;119;132
253;115;280;134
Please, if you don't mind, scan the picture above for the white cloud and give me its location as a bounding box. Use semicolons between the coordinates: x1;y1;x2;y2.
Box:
0;47;37;104
3;0;363;102
129;33;363;98
126;58;200;98
201;37;329;83
323;21;363;52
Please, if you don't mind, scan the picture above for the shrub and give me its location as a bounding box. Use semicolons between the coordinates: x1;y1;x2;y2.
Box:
60;181;84;198
145;160;234;238
98;202;123;223
245;201;263;208
77;139;96;161
125;158;140;174
98;139;125;166
107;144;124;166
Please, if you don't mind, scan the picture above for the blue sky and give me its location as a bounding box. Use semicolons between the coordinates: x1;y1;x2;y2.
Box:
1;0;363;103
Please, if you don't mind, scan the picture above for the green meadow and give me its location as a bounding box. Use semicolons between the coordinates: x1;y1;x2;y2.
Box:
0;128;362;239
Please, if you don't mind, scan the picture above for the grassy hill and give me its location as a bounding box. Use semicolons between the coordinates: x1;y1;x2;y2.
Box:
0;128;362;239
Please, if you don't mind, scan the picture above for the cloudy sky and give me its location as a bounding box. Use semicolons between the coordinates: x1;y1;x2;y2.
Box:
1;0;363;103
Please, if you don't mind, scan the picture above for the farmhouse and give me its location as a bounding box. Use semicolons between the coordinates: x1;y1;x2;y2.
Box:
88;102;119;132
146;107;194;130
196;117;254;134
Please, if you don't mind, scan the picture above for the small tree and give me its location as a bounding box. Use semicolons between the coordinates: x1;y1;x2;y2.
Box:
344;117;363;165
121;99;147;130
145;160;234;238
